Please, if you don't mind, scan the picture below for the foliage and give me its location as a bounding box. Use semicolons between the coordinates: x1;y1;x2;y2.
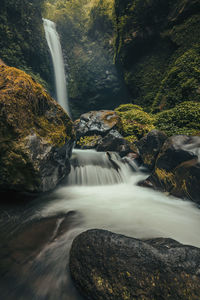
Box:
115;104;155;140
154;102;200;136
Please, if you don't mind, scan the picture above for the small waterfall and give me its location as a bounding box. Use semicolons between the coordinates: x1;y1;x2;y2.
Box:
67;149;132;185
43;18;70;116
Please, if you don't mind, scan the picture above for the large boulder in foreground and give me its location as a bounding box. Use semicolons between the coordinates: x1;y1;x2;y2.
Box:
70;229;200;300
0;65;75;194
143;135;200;204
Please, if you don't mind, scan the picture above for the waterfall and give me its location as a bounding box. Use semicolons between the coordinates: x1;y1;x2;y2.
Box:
43;18;70;116
67;149;132;185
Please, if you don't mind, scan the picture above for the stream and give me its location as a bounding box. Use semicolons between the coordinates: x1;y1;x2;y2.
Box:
0;149;200;300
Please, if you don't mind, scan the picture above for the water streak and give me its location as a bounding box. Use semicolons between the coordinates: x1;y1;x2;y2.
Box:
43;18;70;115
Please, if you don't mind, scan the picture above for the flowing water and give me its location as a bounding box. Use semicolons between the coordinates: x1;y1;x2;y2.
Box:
0;149;200;300
43;18;70;115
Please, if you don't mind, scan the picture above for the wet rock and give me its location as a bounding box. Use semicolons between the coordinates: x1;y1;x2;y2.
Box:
136;130;167;170
70;229;200;300
0;65;75;194
144;135;200;204
96;130;133;157
75;110;121;138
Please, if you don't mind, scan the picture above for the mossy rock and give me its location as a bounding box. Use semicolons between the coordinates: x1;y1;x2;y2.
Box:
115;104;155;141
145;135;200;204
154;101;200;136
70;229;200;300
0;65;75;194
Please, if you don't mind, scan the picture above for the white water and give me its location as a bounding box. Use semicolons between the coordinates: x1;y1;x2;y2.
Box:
43;18;70;115
41;149;200;248
1;149;200;300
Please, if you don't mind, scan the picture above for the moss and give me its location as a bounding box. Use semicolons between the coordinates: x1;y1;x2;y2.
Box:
0;0;52;89
76;135;102;148
114;0;200;113
155;168;177;189
152;48;200;111
115;103;143;112
0;65;74;147
154;101;200;136
0;65;75;192
115;104;155;140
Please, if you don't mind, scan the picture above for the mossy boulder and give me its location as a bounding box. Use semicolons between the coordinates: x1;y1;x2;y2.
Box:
144;135;200;204
0;65;75;194
154;102;200;136
70;229;200;300
115;104;155;141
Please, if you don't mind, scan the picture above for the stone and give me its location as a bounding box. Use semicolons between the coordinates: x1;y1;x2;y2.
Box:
70;229;200;300
136;130;168;170
75;110;121;138
0;65;75;194
96;129;133;157
143;135;200;204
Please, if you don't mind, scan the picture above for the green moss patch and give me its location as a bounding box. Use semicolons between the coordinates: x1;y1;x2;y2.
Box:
115;104;155;141
154;101;200;136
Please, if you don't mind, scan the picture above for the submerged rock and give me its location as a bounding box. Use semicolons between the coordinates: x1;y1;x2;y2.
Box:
70;229;200;300
143;135;200;204
136;130;167;170
0;65;75;194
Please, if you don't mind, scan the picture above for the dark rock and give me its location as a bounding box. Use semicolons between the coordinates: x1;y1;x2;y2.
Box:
144;135;200;204
136;130;167;170
70;229;200;300
0;65;75;194
96;130;133;157
75;110;121;138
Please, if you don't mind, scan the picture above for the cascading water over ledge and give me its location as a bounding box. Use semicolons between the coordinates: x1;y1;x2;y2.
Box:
43;18;70;116
67;149;133;186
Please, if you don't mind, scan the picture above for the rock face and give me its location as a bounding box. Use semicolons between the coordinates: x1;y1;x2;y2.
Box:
114;0;200;111
136;130;167;170
70;229;200;300
145;135;200;204
0;65;75;194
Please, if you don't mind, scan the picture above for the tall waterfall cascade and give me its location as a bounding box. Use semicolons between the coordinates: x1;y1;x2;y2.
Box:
43;18;70;116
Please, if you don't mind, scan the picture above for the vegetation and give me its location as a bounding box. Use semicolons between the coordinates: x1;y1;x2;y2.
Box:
0;0;52;89
154;102;200;136
114;0;200;112
0;64;74;146
115;104;155;141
